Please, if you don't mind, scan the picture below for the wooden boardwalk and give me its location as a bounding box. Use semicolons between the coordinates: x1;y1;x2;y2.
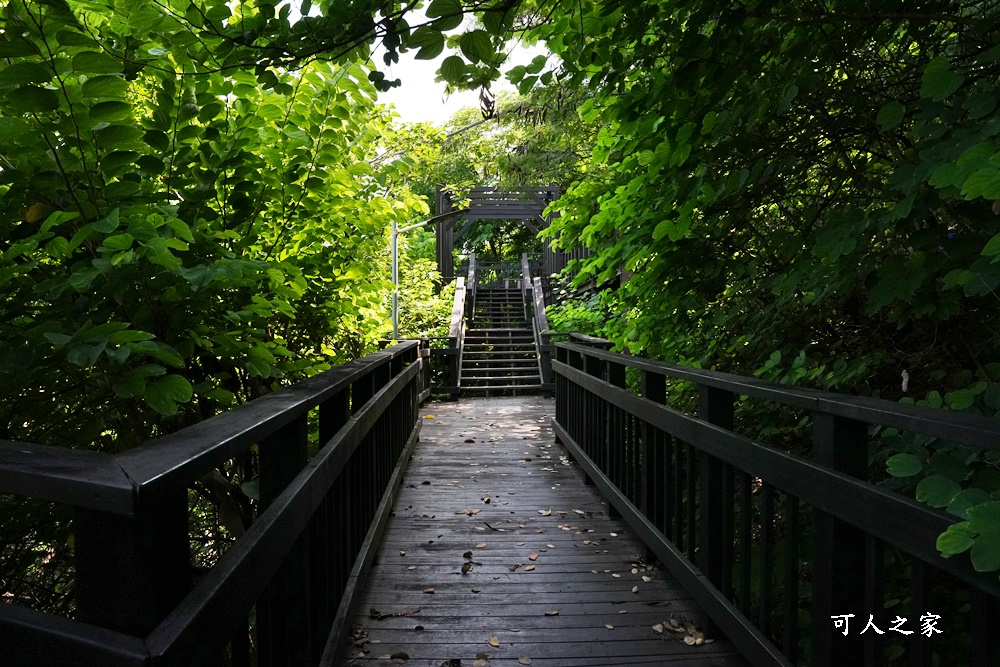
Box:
334;397;747;667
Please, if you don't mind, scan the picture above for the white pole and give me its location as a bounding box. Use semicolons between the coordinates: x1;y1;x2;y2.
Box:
392;219;399;339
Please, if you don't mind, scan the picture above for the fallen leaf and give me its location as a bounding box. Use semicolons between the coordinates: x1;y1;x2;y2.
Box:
545;610;559;616
605;624;614;630
474;660;487;667
573;509;586;515
456;509;481;516
465;438;475;443
632;586;639;593
510;563;523;572
524;565;535;571
399;550;406;556
424;415;434;419
423;588;435;594
408;566;416;571
642;575;652;583
472;587;481;593
391;652;409;664
463;551;474;559
518;658;532;665
488;636;500;647
482;496;491;504
610;532;618;537
684;635;697;645
611;573;621;579
462;562;474;574
528;552;538;561
546;544;555;548
537;509;552;516
618;610;628;614
652;623;664;634
475;543;487;548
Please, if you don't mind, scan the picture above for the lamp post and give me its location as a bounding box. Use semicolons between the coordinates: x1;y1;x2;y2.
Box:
391;209;465;339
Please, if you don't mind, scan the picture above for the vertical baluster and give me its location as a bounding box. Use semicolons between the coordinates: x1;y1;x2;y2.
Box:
698;385;733;595
258;414;310;667
640;371;666;540
314;387;350;654
782;494;800;663
811;412;867;666
608;360;627;512
73;488;190;637
760;482;775;639
739;472;753;615
971;589;1000;667
673;439;684;552
863;536;884;667
685;444;696;561
721;463;734;598
909;559;931;667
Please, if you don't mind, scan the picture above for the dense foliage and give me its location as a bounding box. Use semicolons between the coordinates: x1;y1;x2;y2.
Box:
3;0;1000;631
522;1;1000;582
0;0;450;451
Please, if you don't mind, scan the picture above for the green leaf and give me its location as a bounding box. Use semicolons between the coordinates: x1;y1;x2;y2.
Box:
886;452;922;477
44;332;73;345
982;233;1000;258
408;27;445;61
440;55;466;82
915;474;961;508
82;75;128;99
458;30;493;64
947;489;992;520
876;101;905;130
145;374;194;416
945;389;975;410
967;500;1000;525
426;0;461;18
0;62;53;87
91;209;119;233
920;56;965;102
90;100;132;122
3;86;60;113
72;51;122;74
970;532;1000;572
937;522;976;557
102;233;134;250
961;168;1000;200
0;116;30;142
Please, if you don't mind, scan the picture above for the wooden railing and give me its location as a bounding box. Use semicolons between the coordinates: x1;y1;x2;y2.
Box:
1;341;425;667
552;341;1000;667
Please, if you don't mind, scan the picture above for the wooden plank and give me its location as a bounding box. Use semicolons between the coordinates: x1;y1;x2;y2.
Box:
0;440;134;514
332;397;747;666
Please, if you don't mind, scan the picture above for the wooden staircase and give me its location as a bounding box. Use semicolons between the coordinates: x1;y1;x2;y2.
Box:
461;282;542;395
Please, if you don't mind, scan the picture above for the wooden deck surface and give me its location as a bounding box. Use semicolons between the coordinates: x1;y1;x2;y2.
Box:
335;397;747;667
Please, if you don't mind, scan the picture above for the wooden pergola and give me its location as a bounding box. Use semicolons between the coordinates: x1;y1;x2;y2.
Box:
434;185;586;281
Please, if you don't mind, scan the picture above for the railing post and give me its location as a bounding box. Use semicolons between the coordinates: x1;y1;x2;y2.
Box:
641;370;667;562
811;412;868;667
258;414;310;667
606;359;627;518
583;352;603;488
698;386;733;595
73;490;190;637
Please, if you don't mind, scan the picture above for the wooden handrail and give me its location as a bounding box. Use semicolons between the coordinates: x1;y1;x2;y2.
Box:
553;341;1000;667
2;341;425;666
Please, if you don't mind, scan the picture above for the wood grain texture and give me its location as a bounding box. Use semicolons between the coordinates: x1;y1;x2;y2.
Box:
333;397;746;667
